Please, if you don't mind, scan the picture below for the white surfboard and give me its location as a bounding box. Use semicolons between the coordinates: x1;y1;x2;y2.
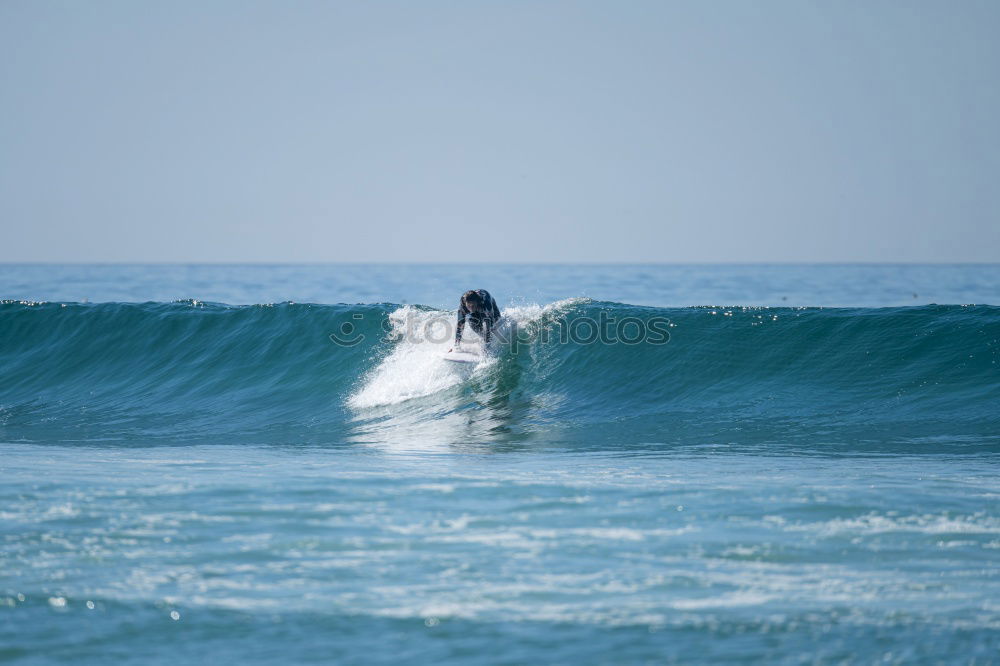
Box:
443;348;483;364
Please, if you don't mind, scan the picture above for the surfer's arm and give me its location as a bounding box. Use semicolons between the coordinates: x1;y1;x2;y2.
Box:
455;306;467;343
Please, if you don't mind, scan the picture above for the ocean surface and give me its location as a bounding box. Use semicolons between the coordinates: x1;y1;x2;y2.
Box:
1;264;998;665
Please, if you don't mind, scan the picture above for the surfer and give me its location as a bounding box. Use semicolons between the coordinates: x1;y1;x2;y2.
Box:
449;289;501;351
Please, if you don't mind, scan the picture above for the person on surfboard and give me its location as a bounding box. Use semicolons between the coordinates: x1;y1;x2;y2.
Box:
449;289;501;352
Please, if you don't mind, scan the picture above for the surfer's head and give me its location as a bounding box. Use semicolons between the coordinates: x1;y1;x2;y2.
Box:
462;290;483;312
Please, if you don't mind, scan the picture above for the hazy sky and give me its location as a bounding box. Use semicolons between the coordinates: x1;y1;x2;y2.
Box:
2;0;998;262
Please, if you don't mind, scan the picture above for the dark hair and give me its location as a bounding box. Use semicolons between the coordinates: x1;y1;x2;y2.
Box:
462;290;483;306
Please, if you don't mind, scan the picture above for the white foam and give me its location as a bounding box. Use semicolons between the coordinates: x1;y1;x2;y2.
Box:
784;512;1000;537
347;306;482;409
347;299;584;409
671;591;774;610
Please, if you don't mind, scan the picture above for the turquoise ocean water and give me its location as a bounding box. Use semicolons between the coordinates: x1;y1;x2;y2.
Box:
1;264;998;664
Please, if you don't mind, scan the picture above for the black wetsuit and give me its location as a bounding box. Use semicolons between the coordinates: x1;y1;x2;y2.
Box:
456;289;501;344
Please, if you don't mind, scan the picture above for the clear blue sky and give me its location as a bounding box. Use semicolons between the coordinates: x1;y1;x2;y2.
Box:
2;0;998;262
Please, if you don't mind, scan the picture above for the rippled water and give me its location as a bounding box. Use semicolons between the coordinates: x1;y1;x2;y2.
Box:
1;264;998;664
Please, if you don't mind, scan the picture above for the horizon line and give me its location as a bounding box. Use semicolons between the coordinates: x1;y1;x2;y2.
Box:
2;260;998;267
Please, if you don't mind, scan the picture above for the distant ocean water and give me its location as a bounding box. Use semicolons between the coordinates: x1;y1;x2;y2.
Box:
1;264;998;664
